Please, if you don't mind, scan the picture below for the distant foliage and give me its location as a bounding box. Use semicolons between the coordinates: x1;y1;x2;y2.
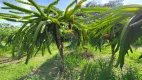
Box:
103;0;124;7
0;23;18;45
84;0;124;8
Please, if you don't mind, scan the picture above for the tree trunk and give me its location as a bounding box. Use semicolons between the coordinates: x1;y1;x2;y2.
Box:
53;24;64;74
12;45;15;58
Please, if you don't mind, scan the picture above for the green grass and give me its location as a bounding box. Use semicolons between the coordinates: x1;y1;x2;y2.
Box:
0;43;142;80
0;54;57;80
0;45;59;80
0;45;13;57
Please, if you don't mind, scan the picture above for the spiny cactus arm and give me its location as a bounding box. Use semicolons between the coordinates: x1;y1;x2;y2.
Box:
3;2;40;17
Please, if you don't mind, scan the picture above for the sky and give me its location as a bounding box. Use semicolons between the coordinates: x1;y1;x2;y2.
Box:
0;0;141;11
101;0;142;5
0;0;142;25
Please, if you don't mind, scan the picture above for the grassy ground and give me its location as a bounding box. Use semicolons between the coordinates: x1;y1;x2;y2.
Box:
0;43;142;80
0;45;58;80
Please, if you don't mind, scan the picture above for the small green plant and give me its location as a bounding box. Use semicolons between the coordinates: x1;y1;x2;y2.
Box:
133;37;142;46
28;75;40;80
84;58;116;80
121;67;140;80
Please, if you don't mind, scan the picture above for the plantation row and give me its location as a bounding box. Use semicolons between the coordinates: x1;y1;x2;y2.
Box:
0;0;142;75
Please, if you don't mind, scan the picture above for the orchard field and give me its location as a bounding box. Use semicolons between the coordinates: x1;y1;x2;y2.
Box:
0;0;142;80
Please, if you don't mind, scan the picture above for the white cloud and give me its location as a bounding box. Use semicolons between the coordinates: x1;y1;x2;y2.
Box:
123;0;142;5
101;0;110;4
101;0;142;5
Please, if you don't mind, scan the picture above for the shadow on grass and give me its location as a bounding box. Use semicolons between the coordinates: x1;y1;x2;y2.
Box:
18;52;87;80
82;59;141;80
18;54;61;80
18;52;142;80
121;66;142;80
0;56;25;65
82;58;116;80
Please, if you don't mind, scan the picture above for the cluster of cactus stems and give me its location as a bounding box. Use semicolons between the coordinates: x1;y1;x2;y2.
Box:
0;0;88;73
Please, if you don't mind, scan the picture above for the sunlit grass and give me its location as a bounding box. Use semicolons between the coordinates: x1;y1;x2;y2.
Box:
0;45;58;80
0;43;142;80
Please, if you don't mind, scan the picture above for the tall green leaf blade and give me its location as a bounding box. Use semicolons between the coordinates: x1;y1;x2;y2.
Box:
28;0;46;17
3;2;40;17
33;21;46;43
116;10;142;68
45;0;59;16
64;0;76;19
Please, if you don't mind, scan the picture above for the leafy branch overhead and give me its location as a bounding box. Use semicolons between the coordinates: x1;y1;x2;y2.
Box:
0;0;88;65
